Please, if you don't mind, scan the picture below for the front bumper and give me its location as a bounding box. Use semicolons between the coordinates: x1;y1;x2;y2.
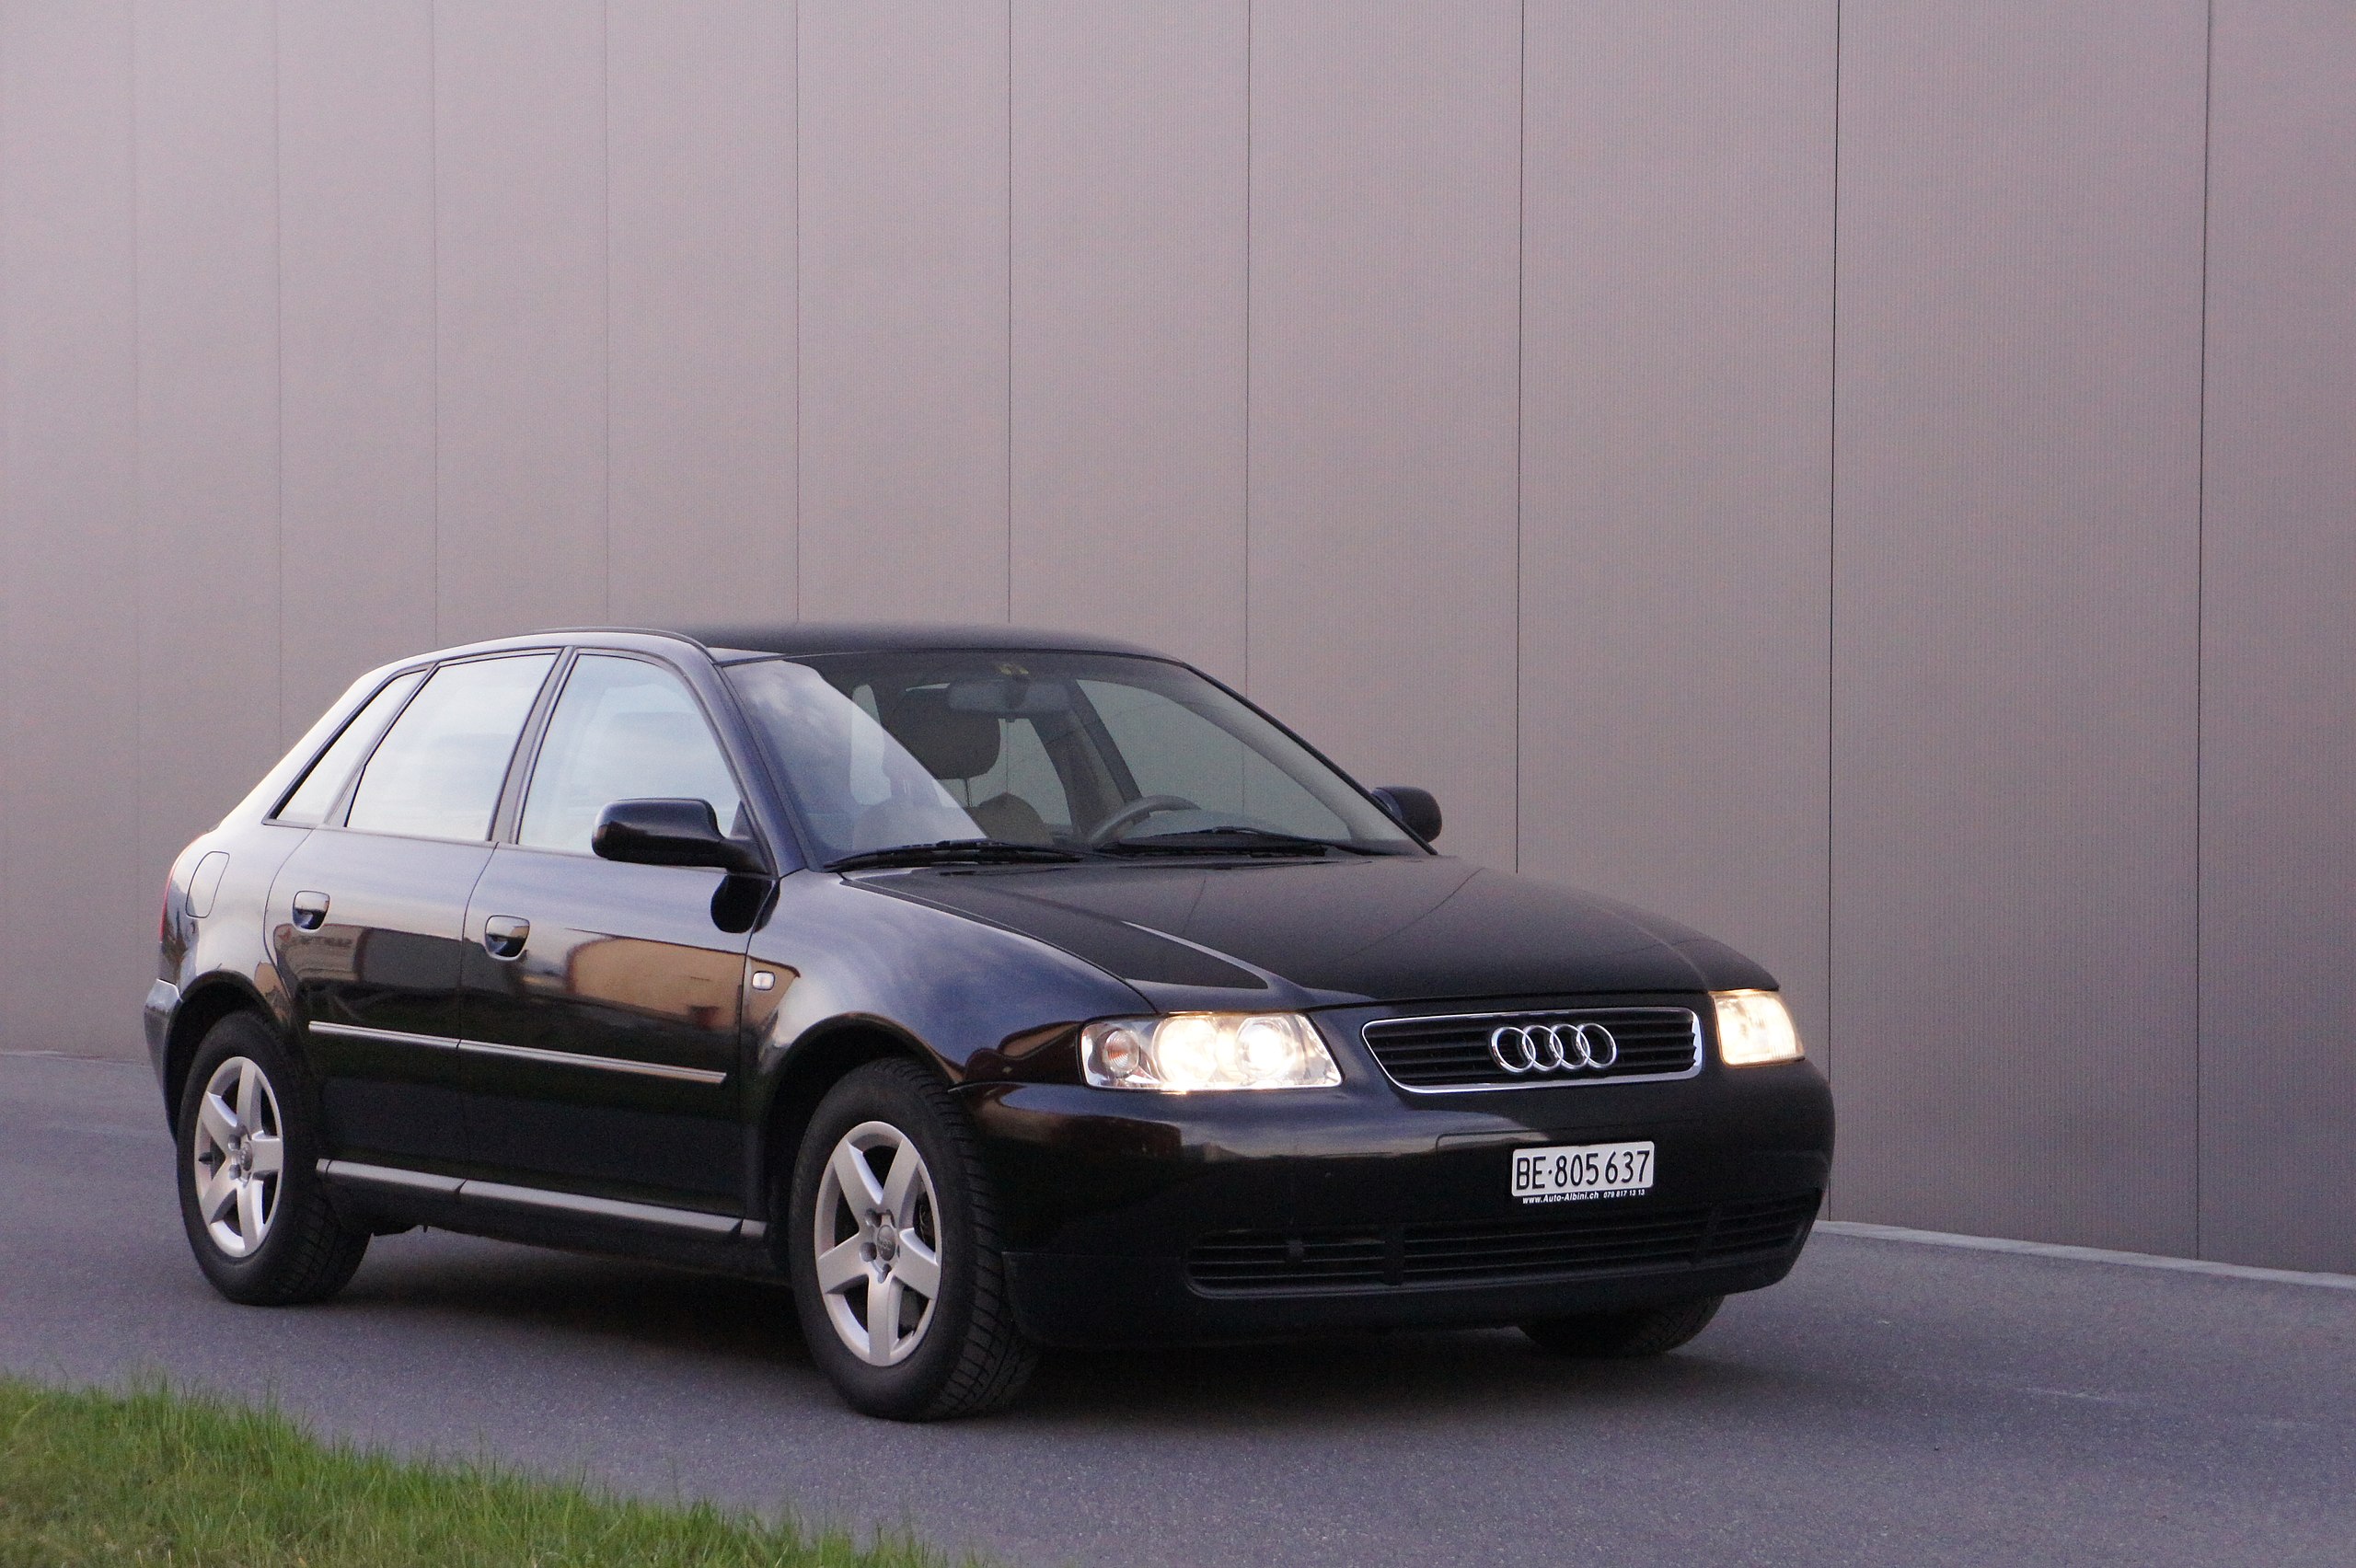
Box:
964;1039;1833;1348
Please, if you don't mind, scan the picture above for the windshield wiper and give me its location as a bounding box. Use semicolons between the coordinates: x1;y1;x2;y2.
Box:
1099;826;1369;857
826;838;1085;872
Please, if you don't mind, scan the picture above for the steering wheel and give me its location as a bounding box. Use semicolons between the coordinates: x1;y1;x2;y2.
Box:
1087;794;1200;847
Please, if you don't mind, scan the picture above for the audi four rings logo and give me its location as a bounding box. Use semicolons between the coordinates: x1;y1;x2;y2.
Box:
1488;1021;1620;1075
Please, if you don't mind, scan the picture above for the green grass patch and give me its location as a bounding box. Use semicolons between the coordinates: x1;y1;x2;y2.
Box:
0;1376;968;1568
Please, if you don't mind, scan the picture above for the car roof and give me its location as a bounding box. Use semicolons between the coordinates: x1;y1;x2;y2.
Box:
383;623;1175;674
677;623;1170;662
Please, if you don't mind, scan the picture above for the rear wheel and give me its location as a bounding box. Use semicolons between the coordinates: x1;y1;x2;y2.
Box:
1520;1295;1724;1358
786;1059;1035;1420
174;1013;368;1305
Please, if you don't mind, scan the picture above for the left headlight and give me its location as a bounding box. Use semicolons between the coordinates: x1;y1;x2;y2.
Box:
1080;1013;1343;1091
1713;989;1805;1066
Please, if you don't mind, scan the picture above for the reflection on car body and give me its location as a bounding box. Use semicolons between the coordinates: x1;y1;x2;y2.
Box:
144;624;1832;1420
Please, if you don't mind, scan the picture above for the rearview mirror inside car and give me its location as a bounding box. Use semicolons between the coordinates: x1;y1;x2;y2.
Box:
943;676;1072;716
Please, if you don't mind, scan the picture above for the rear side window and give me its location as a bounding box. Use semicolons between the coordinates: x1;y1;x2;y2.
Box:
343;654;555;841
517;655;745;854
273;670;425;825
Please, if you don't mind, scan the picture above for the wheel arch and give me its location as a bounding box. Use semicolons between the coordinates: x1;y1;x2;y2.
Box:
161;974;281;1136
755;1019;954;1219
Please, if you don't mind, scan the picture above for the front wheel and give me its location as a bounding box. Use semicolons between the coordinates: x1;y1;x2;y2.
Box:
786;1060;1036;1420
174;1012;368;1305
1520;1295;1724;1358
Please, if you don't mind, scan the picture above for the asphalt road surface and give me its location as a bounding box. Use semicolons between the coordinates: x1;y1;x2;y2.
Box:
4;1052;2350;1567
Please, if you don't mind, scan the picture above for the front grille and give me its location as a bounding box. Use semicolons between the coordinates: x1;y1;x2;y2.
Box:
1362;1007;1701;1091
1186;1191;1819;1294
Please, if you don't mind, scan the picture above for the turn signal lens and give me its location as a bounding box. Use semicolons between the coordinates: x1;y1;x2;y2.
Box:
1713;990;1804;1066
1081;1013;1341;1091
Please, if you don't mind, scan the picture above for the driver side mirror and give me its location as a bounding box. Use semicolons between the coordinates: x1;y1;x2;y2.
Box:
1371;786;1442;844
592;799;766;875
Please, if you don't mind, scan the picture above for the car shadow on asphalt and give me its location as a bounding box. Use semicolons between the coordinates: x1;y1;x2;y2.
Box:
334;1236;814;1367
1028;1332;1777;1427
333;1234;1779;1426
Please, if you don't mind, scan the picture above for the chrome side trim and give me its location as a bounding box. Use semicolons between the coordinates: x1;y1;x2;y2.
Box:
738;1219;768;1243
1360;1006;1703;1095
454;1037;729;1086
317;1159;745;1237
308;1020;459;1053
317;1159;465;1197
460;1180;742;1236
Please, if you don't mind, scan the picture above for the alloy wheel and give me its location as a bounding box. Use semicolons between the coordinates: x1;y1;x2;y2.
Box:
190;1055;284;1258
812;1119;942;1366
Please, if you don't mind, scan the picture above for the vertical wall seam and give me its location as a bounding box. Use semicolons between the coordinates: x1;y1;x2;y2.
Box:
788;0;801;618
429;1;440;641
272;0;284;742
790;0;803;623
129;0;143;932
1511;0;1524;874
1004;0;1013;623
1241;0;1252;694
602;0;612;620
2193;0;2215;1260
1825;0;1843;1145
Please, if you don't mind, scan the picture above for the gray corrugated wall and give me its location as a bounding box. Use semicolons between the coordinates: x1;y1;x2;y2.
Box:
0;1;2349;1272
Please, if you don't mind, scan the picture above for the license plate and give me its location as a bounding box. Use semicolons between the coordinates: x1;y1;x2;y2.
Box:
1511;1141;1655;1204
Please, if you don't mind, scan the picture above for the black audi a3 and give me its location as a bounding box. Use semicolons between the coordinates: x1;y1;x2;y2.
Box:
145;625;1833;1419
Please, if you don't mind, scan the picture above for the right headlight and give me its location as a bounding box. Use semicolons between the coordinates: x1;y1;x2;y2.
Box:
1713;989;1804;1066
1080;1013;1342;1091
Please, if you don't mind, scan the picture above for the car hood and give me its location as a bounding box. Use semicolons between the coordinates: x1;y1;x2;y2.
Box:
853;854;1773;1009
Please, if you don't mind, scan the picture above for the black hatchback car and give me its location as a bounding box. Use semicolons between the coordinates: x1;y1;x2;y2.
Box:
145;625;1832;1419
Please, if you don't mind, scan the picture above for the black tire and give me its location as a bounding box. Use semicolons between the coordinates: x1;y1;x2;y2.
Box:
785;1059;1036;1420
1520;1295;1725;1358
174;1012;368;1306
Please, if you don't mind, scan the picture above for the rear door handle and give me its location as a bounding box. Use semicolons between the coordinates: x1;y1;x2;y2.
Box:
481;916;530;960
291;891;329;930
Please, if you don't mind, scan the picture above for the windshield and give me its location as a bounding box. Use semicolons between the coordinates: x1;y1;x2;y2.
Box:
722;651;1421;867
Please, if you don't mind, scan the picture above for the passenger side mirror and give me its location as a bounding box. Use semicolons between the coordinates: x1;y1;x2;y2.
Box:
1371;786;1443;844
591;799;766;875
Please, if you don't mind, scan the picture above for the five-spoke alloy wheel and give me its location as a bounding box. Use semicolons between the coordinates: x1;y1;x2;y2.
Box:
174;1012;369;1305
813;1119;945;1366
786;1059;1035;1420
189;1054;284;1257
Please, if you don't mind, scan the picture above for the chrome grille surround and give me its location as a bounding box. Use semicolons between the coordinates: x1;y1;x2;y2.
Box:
1360;1006;1703;1093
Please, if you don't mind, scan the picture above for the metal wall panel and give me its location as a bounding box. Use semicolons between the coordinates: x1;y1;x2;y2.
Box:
0;2;144;1055
133;0;283;893
1008;0;1248;684
2197;0;2356;1273
1245;1;1522;869
797;0;1010;623
607;1;797;630
278;0;437;732
1518;1;1835;1056
1831;0;2207;1250
432;0;609;644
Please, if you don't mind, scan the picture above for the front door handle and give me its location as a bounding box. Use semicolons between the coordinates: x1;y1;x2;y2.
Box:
481;916;530;961
291;891;329;930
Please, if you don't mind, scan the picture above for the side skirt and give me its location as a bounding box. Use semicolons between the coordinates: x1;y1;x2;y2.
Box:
318;1159;779;1277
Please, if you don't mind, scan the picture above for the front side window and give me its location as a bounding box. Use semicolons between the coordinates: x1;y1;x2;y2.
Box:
343;654;555;841
274;669;426;826
724;650;1416;866
517;655;745;854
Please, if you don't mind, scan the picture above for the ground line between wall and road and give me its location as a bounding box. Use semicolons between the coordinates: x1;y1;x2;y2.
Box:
1818;1219;2356;1292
